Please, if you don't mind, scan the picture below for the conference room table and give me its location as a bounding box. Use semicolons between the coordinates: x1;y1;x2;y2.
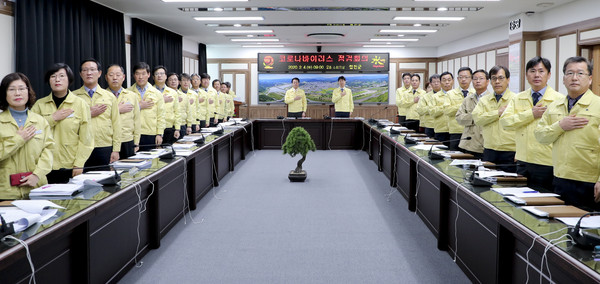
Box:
1;118;599;283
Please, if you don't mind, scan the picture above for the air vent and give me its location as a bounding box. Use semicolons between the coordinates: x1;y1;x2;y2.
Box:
306;33;345;40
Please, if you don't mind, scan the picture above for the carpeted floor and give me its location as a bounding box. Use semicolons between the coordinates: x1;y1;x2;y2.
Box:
118;150;469;283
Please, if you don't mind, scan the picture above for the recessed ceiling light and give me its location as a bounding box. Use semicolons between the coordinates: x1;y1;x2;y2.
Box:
394;16;464;21
215;29;273;34
213;8;224;12
242;45;284;48
379;29;437;33
414;0;498;1
370;38;419;42
231;38;279;42
437;7;448;11
162;0;248;2
247;35;254;37
414;24;422;27
194;16;264;21
363;45;406;48
233;24;242;27
397;35;405;37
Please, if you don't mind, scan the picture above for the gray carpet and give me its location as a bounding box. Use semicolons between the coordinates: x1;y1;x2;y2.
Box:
119;150;470;283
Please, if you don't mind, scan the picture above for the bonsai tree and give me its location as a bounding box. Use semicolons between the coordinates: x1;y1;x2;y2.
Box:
282;126;316;174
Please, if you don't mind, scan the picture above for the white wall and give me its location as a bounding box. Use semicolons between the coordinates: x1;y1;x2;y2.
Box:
0;14;15;79
540;0;599;30
182;38;198;54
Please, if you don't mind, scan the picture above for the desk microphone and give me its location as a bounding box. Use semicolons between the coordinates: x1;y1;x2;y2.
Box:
428;137;471;160
368;106;389;124
467;163;518;187
568;212;600;249
0;215;15;239
386;120;418;135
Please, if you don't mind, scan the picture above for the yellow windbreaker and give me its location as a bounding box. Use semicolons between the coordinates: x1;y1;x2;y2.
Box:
157;86;181;129
127;84;165;136
472;90;516;151
444;87;475;134
72;86;121;152
534;89;600;183
430;90;449;133
215;91;229;119
500;87;564;165
31;91;93;169
225;92;235;117
110;88;141;145
399;88;426;120
180;88;198;127
206;89;217;122
332;88;354;112
395;86;412;116
194;88;208;124
284;88;307;113
415;91;435;128
0;110;54;199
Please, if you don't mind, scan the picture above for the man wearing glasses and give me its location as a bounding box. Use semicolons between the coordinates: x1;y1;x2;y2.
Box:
535;56;600;210
444;67;475;150
500;57;563;191
472;65;516;172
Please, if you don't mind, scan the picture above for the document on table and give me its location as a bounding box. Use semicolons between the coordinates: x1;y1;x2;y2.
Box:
29;184;84;198
491;187;559;197
556;216;600;228
449;159;483;167
0;200;63;232
476;170;518;178
409;144;446;151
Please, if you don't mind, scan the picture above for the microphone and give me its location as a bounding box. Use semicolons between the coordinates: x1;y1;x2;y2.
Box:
185;132;205;144
368;106;389;124
568;212;600;249
0;215;15;239
428;137;471;160
467;163;520;187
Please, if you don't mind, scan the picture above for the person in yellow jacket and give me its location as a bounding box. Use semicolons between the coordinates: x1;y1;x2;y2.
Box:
284;77;307;118
190;73;205;130
153;65;180;145
106;64;141;159
399;74;426;132
221;81;235;119
73;59;121;169
32;63;93;183
331;76;353;117
456;69;489;158
472;65;516;171
500;57;563;191
213;79;228;123
534;56;600;209
180;73;198;134
396;73;412;123
416;74;441;138
0;73;54;199
430;72;454;144
205;75;218;127
444;67;475;150
127;62;165;151
167;72;188;138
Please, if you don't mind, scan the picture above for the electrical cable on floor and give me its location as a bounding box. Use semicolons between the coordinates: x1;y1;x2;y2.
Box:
328;117;334;151
210;143;222;200
540;235;572;284
414;158;422;215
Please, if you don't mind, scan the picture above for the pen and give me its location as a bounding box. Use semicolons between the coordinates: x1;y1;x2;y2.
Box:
523;190;538;193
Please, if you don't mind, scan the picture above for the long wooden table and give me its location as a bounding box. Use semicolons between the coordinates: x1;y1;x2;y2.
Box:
2;119;599;283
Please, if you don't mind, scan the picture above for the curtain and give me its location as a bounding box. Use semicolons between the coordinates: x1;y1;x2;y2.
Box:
131;18;182;84
198;43;207;74
15;0;125;98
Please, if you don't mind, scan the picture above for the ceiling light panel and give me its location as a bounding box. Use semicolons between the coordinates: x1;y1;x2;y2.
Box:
394;16;465;21
194;16;264;21
379;29;437;33
215;30;274;34
370;38;419;42
230;38;279;42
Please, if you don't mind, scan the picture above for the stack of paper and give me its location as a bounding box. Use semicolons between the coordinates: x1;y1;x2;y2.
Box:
172;143;196;150
129;149;168;159
0;200;64;232
29;184;84;198
522;205;588;218
557;216;600;228
112;159;152;169
71;171;120;185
